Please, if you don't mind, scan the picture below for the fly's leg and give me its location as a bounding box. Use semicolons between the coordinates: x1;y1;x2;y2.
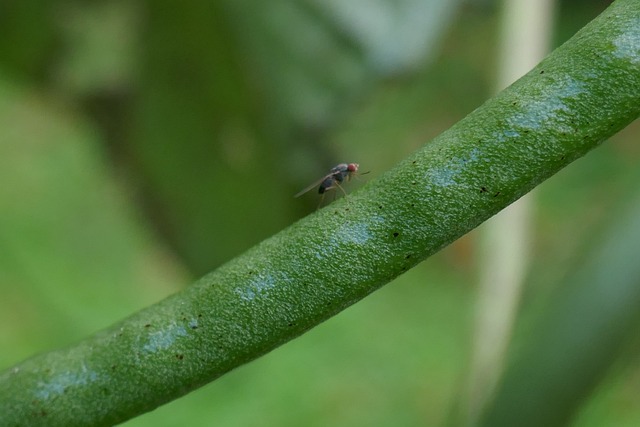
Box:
332;182;352;206
334;181;348;198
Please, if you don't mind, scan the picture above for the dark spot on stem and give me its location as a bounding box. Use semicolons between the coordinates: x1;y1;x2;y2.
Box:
540;70;545;74
494;191;501;197
144;323;151;328
393;232;399;238
480;187;487;193
405;254;412;259
412;160;417;165
176;354;184;360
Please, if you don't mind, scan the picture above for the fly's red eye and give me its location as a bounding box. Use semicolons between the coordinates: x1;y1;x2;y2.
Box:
347;163;358;172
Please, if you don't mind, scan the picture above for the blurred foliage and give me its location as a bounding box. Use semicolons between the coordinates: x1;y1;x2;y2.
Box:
1;0;640;425
0;77;187;365
478;165;640;427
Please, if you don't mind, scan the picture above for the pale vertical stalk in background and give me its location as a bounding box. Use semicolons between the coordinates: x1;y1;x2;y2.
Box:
466;0;555;422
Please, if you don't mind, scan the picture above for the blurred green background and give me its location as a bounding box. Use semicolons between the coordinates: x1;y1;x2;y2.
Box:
2;0;640;425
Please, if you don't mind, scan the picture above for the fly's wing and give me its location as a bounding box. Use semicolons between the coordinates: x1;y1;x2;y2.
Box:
294;174;332;198
330;163;348;175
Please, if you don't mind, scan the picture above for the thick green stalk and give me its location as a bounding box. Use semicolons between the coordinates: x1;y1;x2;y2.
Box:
1;1;639;425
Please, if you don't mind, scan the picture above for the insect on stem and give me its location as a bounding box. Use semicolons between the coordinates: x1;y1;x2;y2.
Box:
294;163;365;207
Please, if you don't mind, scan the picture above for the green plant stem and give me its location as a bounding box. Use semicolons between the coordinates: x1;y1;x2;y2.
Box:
2;1;639;425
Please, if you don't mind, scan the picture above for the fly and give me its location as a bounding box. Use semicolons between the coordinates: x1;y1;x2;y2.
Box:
294;163;364;201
